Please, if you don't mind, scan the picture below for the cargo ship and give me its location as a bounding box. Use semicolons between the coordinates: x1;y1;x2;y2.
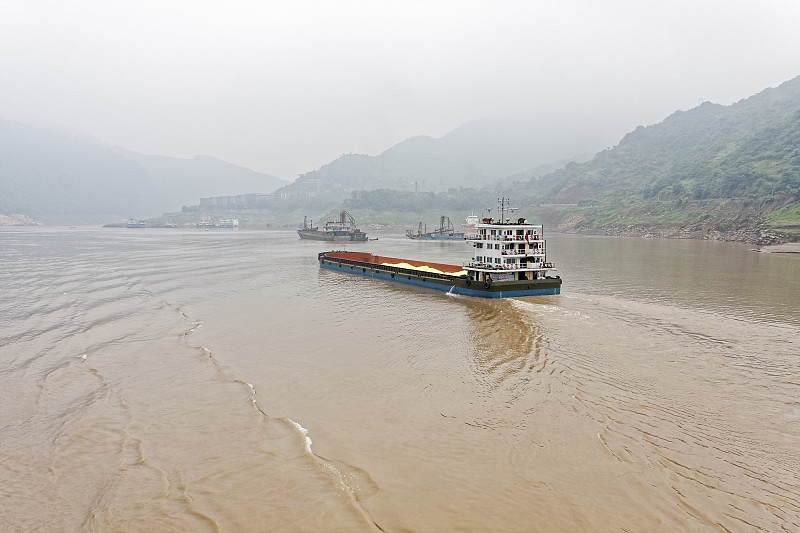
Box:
462;212;480;239
319;199;561;298
406;216;465;240
298;211;368;241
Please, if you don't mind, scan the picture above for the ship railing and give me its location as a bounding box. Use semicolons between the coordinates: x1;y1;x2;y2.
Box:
500;250;545;256
464;262;520;270
464;261;555;271
469;235;541;242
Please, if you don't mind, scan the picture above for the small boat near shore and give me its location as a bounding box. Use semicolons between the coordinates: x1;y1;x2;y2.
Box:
319;199;561;298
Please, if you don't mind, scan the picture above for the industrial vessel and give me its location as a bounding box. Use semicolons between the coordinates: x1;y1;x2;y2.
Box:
405;216;465;240
298;211;368;241
319;199;560;298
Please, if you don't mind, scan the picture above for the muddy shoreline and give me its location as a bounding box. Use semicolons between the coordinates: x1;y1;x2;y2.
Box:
754;243;800;253
549;225;792;245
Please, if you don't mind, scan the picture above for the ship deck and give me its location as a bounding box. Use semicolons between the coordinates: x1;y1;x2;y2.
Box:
322;251;466;279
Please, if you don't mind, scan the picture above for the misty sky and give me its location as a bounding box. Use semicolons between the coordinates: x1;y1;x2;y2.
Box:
3;0;800;181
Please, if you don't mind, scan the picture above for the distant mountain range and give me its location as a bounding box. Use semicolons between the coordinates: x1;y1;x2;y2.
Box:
0;120;287;224
4;73;799;241
112;149;288;210
1;112;606;224
272;113;604;204
332;76;800;242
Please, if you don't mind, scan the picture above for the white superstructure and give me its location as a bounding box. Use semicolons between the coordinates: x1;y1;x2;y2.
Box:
462;212;480;239
464;198;556;284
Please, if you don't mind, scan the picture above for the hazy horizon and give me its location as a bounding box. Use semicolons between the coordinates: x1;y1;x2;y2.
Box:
3;0;800;181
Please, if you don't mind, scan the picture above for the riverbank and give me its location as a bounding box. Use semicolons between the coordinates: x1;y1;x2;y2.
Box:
532;198;800;245
756;243;800;253
547;225;789;245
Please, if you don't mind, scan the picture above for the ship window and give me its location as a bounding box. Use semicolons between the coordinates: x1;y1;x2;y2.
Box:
494;257;501;264
495;244;500;249
476;243;483;248
476;256;482;262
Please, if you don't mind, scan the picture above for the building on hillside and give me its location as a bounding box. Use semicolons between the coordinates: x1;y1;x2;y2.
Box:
199;193;272;208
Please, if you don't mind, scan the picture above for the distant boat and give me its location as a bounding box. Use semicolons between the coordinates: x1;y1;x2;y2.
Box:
462;212;480;239
218;219;238;228
298;211;368;241
406;216;465;240
126;218;146;228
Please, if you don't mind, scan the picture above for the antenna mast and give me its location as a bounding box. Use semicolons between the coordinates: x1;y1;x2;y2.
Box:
497;197;517;222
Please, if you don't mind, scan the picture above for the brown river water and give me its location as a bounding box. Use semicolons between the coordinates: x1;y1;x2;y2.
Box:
1;227;799;532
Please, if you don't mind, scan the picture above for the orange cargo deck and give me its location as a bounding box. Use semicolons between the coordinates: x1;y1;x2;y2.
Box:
324;251;463;274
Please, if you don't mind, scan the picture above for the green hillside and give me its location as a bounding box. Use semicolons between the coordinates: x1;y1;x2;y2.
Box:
9;74;800;242
512;76;800;241
521;76;800;203
172;76;800;243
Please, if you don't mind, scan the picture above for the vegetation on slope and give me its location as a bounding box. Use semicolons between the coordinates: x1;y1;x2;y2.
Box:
509;76;800;242
270;114;607;207
7;74;800;242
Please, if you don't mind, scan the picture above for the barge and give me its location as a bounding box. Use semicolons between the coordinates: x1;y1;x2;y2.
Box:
319;199;561;298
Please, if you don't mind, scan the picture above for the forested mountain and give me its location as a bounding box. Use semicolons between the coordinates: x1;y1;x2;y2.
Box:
331;77;800;241
5;74;800;241
486;76;800;241
0;120;166;223
273;113;604;206
0;120;286;224
279;76;800;230
519;76;800;205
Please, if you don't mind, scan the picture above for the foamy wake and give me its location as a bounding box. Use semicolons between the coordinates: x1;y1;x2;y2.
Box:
243;383;313;454
511;298;589;319
173;306;377;519
287;419;313;454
